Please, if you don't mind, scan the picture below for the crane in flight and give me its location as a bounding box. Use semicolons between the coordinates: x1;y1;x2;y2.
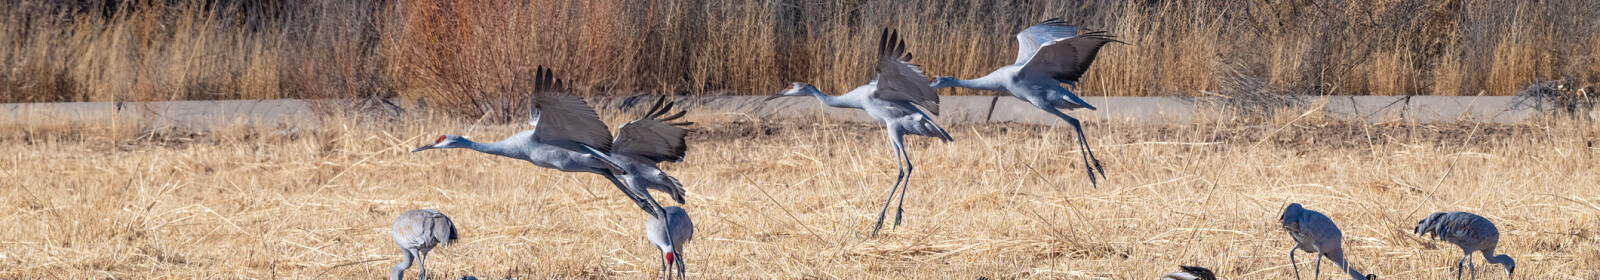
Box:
1280;203;1374;280
390;209;459;280
928;18;1122;187
765;29;950;236
645;206;695;279
410;66;681;220
1160;266;1216;280
1415;211;1514;280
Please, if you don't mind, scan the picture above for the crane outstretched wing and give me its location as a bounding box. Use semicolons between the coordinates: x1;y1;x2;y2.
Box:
1017;29;1121;85
1013;18;1082;66
613;97;692;163
527;66;614;151
870;28;941;115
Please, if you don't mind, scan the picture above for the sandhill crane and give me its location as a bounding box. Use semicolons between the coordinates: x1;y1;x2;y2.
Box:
645;206;694;280
608;97;694;205
391;209;459;280
1161;266;1216;280
928;18;1122;187
764;29;950;236
1415;212;1515;280
410;66;675;220
1280;203;1373;280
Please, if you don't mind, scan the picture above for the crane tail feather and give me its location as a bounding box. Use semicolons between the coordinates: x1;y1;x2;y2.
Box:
666;176;687;204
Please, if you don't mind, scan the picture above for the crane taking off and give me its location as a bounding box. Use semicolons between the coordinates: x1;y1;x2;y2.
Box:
411;66;679;220
765;29;950;236
645;206;695;280
1281;203;1374;280
391;209;459;280
1161;266;1216;280
1415;211;1515;280
928;18;1122;187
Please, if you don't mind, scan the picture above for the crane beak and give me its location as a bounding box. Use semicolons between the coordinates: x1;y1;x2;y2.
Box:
410;145;435;153
763;93;785;102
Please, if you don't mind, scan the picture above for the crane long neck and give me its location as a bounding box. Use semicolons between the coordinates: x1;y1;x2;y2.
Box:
807;88;852;109
390;250;414;280
946;76;1008;92
1485;252;1513;266
466;139;522;159
1325;251;1367;280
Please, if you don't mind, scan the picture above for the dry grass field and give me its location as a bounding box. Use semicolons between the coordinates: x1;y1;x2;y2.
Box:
5;0;1599;110
3;106;1599;279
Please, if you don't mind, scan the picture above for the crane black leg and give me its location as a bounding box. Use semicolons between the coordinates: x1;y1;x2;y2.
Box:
872;129;909;237
1290;248;1302;280
1042;107;1104;188
892;149;914;227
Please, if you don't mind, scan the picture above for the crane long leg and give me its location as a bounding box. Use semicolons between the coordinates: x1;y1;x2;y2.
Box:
1457;253;1467;280
417;250;428;280
1290;247;1302;280
658;253;669;280
604;173;657;217
1467;255;1477;280
871;128;909;237
1041;106;1106;187
606;172;675;253
1313;252;1324;280
892;138;914;228
675;253;687;280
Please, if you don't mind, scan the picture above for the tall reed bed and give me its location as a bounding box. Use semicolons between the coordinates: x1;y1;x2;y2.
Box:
2;0;1597;120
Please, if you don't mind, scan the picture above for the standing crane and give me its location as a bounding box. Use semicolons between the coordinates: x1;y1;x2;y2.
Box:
411;66;679;220
928;18;1122;187
1280;203;1374;280
645;206;695;280
764;29;950;236
1160;266;1216;280
1415;211;1515;280
391;209;459;280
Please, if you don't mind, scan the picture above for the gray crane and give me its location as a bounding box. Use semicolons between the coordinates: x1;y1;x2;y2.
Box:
1415;211;1515;280
645;206;694;280
608;97;694;205
411;66;679;220
1280;203;1373;280
391;209;459;280
928;18;1122;187
764;29;950;236
1161;266;1216;280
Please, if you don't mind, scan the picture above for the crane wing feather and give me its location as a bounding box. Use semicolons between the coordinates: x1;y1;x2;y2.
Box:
870;29;941;115
1018;31;1121;85
527;66;614;152
1013;18;1081;66
613;97;692;163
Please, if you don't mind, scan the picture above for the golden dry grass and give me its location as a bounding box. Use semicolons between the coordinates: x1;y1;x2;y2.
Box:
4;0;1599;109
3;107;1599;279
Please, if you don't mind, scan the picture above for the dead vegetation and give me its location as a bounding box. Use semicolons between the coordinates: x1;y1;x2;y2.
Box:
3;0;1599;119
2;108;1598;278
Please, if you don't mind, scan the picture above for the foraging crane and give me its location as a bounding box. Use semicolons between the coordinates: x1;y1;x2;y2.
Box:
1280;203;1373;280
410;66;678;220
1415;212;1515;280
391;209;459;280
928;18;1122;187
765;29;950;236
1161;266;1216;280
645;206;695;280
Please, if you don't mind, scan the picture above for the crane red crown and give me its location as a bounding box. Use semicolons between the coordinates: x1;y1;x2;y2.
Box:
435;135;447;144
665;252;675;263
